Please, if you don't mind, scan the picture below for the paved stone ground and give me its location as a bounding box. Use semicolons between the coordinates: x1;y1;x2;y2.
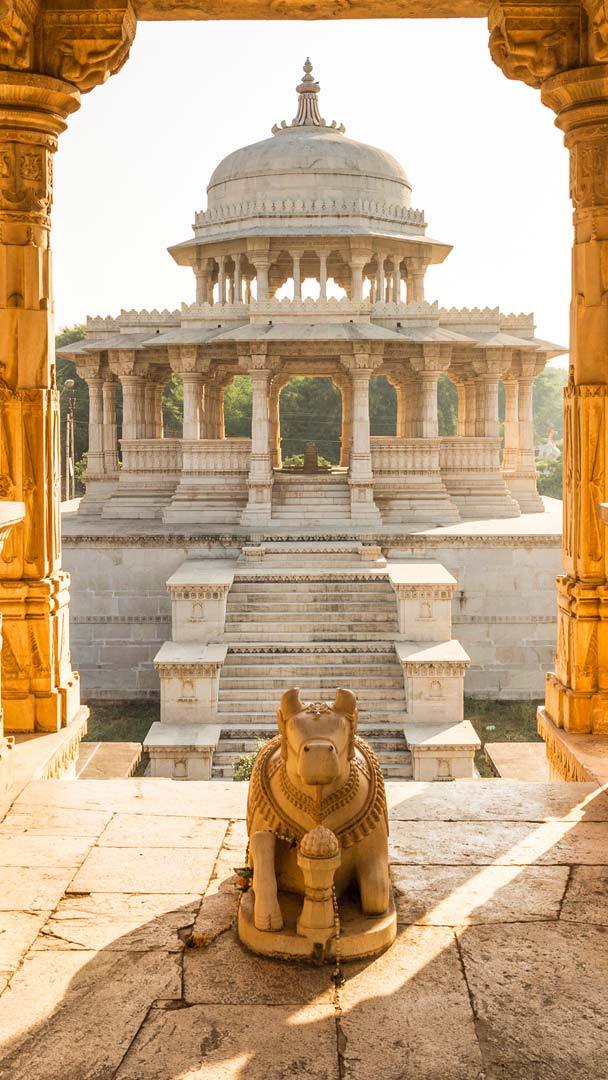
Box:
0;777;607;1079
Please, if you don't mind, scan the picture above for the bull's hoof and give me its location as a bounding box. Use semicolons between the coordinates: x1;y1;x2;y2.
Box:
254;897;283;932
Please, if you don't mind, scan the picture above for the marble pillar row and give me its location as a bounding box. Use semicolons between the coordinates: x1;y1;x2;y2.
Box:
118;375;146;441
0;73;83;732
503;360;544;514
411;348;449;438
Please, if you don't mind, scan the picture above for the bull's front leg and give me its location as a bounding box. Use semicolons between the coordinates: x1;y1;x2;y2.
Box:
355;840;390;916
250;830;283;931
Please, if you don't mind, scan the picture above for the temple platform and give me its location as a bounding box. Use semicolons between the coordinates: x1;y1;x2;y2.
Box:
61;499;563;704
0;775;606;1079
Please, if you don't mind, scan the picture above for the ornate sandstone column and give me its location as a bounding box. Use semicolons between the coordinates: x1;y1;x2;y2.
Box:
0;3;136;731
489;1;608;733
472;350;510;439
502;373;519;472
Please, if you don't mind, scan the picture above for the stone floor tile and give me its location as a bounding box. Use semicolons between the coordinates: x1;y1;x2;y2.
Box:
457;923;608;1079
0;949;181;1080
14;779;248;818
114;1003;339;1080
97;813;228;849
389;819;608;865
33;893;200;951
338;925;483;1080
68;846;217;894
184;928;332;1005
190;888;238;946
0;807;112;837
560;866;608;924
392;864;569;925
0;867;76;911
0;912;51;993
0;834;93;868
386;780;608;821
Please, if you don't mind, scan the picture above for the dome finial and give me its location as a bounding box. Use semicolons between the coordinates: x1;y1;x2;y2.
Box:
271;59;345;136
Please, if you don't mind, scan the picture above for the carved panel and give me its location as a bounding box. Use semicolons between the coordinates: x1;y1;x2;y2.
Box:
0;0;37;71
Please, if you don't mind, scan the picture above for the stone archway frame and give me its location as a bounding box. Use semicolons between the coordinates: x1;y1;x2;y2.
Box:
0;0;604;754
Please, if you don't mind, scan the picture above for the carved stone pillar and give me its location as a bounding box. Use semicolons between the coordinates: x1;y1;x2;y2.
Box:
319;251;328;300
411;347;450;439
464;379;477;437
292;252;302;302
341;350;382;525
376;254;386;304
473;351;510;439
86;374;105;478
333;376;353;467
182;373;204;440
0;0;136;731
251;250;270;301
405;257;427;304
489;6;608;732
502;376;519;470
455;380;466;437
269;376;287;469
240;350;276;526
350;256;366;303
0;76;80;731
234;256;242;305
102;378;119;474
152;379;164;440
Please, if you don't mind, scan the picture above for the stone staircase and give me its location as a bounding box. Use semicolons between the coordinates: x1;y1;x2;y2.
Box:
270;472;351;529
147;540;480;783
212;725;412;781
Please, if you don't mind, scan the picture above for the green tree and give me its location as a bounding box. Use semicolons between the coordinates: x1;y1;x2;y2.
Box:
533;366;567;445
224;375;252;437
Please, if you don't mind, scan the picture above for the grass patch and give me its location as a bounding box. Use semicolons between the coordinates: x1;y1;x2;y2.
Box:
465;698;543;777
83;702;159;744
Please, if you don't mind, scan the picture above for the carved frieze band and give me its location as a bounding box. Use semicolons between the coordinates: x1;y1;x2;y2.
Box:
169;586;230;600
154;662;223;678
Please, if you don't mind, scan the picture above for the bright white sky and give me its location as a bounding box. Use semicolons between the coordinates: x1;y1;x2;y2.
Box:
53;18;571;362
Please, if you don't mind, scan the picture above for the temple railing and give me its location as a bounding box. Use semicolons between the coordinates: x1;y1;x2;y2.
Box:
120;439;182;474
439;437;502;474
370;437;442;475
181;438;251;476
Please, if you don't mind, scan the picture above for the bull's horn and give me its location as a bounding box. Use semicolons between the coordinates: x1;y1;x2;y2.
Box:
278;687;304;720
334;688;357;716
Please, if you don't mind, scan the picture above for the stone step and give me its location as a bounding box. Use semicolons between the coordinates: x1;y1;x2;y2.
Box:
225;617;398;630
222;651;398;665
225;632;399;642
216;706;407;720
218;686;406;702
219;676;404;690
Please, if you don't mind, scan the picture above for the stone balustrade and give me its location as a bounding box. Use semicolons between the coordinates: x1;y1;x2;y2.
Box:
120;438;183;474
180;438;252;476
371;436;442;476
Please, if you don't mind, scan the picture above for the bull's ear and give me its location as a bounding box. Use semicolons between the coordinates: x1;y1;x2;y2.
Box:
335;688;358;759
334;688;357;718
276;688;303;760
279;688;303;720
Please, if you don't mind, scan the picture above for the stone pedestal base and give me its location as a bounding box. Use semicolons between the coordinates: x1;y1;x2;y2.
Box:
238;887;396;962
143;721;221;780
404;720;481;780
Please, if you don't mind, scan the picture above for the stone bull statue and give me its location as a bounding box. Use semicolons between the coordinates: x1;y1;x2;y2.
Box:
245;687;391;935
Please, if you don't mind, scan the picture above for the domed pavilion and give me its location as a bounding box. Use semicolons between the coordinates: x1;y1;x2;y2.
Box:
61;60;564;532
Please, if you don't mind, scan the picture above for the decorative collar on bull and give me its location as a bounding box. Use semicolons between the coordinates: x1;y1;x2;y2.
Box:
238;687;397;962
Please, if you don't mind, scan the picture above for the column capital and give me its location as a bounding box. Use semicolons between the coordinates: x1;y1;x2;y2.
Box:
0;1;136;92
410;344;451;375
340;345;384;375
472;348;512;378
488;2;583;89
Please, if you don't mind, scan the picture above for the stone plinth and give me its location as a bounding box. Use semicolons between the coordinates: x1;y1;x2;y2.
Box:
404;720;480;780
166;560;236;643
144;722;221;780
388;561;456;641
396;640;470;724
154;642;227;724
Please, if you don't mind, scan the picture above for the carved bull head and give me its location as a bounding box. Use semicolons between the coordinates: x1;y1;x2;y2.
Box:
276;687;358;787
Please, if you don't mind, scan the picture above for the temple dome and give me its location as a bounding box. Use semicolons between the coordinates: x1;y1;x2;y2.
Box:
206;60;412;217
